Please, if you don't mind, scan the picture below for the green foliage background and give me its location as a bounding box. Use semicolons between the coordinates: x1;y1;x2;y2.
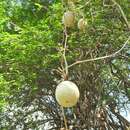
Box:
0;0;130;129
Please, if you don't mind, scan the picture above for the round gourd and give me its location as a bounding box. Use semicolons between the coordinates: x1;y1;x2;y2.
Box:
62;11;75;27
78;18;87;31
55;81;80;107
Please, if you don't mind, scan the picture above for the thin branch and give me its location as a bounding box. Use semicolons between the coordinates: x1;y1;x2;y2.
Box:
111;0;130;30
79;0;92;9
103;0;116;7
103;0;130;29
68;37;130;68
60;1;69;129
63;27;69;76
61;106;68;130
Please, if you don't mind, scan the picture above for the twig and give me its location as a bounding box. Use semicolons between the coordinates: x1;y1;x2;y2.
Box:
103;0;130;29
60;1;69;129
103;0;116;7
68;37;130;68
111;0;130;30
63;27;69;78
79;0;91;9
61;106;68;130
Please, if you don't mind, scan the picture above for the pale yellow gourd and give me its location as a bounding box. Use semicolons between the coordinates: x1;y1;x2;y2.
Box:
55;81;80;107
127;127;130;130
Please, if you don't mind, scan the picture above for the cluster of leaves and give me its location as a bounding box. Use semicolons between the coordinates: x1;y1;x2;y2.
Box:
0;0;62;110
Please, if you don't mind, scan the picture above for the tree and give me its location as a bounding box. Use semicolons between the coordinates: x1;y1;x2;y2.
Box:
0;0;130;130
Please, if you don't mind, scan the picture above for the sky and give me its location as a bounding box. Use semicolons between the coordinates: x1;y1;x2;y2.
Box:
122;110;130;121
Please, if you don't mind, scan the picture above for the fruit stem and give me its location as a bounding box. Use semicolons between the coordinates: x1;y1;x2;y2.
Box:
61;106;68;130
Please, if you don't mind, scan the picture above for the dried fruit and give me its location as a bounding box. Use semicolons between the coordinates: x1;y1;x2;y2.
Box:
78;18;87;31
62;11;75;27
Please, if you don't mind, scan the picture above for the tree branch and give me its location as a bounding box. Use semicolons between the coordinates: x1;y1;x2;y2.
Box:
63;27;69;77
111;0;130;30
68;37;130;68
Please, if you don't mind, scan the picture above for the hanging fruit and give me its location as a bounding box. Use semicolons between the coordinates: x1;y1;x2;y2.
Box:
55;81;80;107
62;11;75;27
78;18;87;31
